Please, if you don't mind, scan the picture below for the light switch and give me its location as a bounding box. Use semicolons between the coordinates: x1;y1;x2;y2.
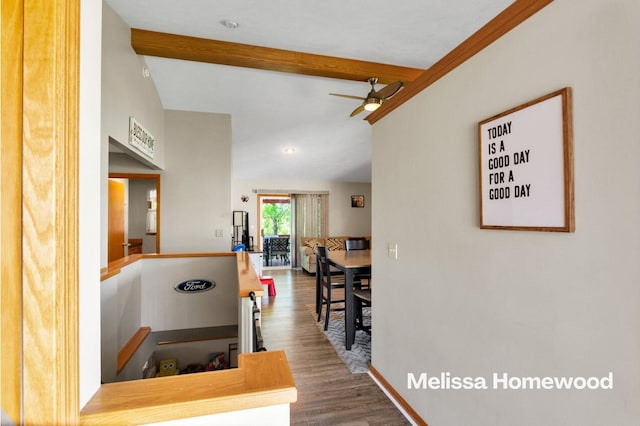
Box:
388;243;398;259
215;229;223;238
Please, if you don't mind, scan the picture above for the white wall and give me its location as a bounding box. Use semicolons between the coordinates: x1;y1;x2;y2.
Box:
99;261;143;383
79;0;103;408
100;2;165;169
102;5;233;256
142;257;238;331
110;108;234;255
162;110;232;252
371;1;640;425
109;152;162;173
147;404;290;426
101;2;166;266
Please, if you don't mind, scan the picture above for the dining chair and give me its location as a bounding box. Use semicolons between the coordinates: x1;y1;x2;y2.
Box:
270;236;290;265
353;288;371;334
344;238;369;251
316;246;346;331
344;238;371;289
265;236;289;266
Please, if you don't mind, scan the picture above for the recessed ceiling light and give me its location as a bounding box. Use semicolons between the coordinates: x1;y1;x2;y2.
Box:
284;147;295;154
219;19;239;29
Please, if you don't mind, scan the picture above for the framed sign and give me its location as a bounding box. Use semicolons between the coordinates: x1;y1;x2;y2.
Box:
478;87;574;232
129;116;156;159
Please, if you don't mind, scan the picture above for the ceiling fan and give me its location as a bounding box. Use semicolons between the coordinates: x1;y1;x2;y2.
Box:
330;77;403;117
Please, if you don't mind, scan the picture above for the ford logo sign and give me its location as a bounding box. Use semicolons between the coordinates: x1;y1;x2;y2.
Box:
175;279;215;293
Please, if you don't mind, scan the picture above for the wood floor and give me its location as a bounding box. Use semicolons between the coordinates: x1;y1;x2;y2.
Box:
260;269;410;425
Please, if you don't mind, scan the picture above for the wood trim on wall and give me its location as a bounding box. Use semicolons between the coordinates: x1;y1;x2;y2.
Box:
366;0;554;124
22;0;80;423
369;365;428;426
1;0;24;422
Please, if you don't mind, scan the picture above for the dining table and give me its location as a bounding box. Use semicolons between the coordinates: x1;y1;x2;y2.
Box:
327;249;371;350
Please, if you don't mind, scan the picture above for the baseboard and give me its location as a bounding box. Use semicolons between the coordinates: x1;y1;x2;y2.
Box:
369;365;428;426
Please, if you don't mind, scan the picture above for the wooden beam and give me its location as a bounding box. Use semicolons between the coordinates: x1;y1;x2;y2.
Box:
131;28;424;85
366;0;554;124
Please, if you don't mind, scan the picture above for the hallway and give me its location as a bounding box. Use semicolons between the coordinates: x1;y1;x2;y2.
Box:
260;269;410;425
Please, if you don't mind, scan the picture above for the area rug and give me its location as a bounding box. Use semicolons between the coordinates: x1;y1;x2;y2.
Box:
309;305;371;374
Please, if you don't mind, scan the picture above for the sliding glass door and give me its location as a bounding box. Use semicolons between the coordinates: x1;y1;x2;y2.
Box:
259;195;292;269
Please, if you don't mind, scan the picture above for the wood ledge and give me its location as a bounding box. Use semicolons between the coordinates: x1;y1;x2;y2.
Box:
101;254;141;281
101;252;237;282
236;251;264;298
142;252;235;259
80;350;296;425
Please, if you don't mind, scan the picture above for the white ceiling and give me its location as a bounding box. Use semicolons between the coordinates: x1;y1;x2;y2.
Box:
105;0;513;182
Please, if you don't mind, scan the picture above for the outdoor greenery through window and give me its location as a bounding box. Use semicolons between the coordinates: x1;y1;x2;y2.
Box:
262;198;291;236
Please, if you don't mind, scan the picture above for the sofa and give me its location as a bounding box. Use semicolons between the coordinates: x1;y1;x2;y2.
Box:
299;236;370;274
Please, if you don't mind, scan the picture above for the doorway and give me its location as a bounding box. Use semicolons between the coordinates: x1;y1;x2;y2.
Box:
258;194;291;270
108;173;160;261
108;179;126;262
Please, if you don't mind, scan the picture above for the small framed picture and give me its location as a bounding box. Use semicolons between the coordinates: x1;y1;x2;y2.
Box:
351;195;365;208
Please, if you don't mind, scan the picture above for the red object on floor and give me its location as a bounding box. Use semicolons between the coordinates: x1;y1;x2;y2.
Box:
260;276;276;296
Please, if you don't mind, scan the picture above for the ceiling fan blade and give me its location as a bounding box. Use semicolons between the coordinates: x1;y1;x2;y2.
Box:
374;81;403;99
330;93;366;101
350;104;365;117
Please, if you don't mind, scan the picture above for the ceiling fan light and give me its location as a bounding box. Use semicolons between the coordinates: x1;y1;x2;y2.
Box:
364;98;382;111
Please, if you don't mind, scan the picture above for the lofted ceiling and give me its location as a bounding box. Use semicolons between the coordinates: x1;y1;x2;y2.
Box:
105;0;514;182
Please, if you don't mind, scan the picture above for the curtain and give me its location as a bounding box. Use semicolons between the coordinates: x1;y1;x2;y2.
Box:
291;193;328;267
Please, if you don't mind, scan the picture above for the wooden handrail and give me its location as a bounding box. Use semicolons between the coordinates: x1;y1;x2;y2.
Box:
116;327;151;375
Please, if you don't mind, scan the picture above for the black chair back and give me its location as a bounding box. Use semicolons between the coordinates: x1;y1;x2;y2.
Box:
315;245;345;330
264;236;290;266
270;236;289;253
345;239;369;251
315;246;327;315
316;246;328;274
317;245;336;292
